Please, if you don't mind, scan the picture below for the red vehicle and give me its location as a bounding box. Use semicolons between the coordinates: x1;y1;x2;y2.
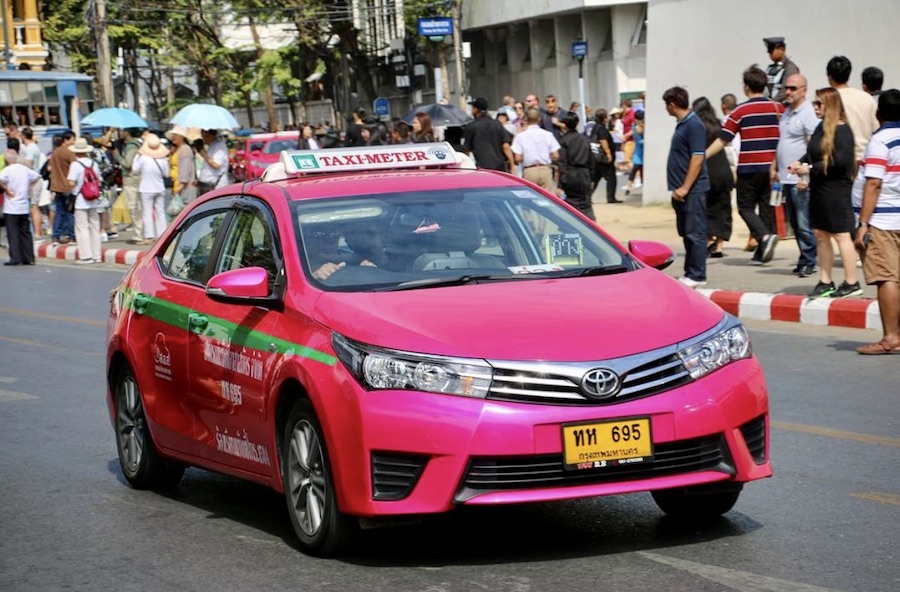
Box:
241;132;302;181
106;144;771;556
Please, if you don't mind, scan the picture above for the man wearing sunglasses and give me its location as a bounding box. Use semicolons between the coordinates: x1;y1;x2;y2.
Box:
774;74;820;278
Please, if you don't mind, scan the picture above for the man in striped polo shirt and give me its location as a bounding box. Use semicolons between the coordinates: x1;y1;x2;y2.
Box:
853;89;900;355
708;66;784;265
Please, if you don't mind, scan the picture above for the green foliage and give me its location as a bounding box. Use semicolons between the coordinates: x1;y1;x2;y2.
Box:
39;0;460;117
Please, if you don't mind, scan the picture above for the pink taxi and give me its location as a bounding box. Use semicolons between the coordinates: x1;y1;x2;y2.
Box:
106;143;770;556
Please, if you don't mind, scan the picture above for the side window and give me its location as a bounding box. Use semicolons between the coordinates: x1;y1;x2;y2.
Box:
215;209;278;293
161;211;228;283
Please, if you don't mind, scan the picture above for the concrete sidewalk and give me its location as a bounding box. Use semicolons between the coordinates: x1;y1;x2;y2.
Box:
4;183;881;331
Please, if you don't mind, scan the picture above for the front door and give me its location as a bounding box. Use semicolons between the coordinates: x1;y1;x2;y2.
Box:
186;202;283;474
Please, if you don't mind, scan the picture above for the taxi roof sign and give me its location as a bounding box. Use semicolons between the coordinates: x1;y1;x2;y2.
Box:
279;142;461;175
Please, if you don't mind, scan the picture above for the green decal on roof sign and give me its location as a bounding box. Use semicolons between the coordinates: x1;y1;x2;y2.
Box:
292;154;320;170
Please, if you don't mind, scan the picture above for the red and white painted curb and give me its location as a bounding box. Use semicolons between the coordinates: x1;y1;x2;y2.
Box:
28;245;878;331
34;243;145;266
697;288;880;331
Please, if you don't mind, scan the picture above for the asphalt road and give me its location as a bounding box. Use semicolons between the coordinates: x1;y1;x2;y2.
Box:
0;262;897;592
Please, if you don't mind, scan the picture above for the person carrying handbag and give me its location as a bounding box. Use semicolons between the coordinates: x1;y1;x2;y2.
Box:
131;134;170;245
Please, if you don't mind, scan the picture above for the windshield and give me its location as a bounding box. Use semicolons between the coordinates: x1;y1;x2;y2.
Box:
264;139;299;154
293;186;634;291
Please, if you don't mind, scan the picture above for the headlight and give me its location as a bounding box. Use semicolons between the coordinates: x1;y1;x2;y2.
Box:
677;318;751;379
332;333;492;398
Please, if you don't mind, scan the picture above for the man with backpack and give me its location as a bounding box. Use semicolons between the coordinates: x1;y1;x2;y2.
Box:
65;138;103;264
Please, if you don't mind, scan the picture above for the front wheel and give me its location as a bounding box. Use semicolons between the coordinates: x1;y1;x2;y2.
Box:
651;485;742;519
282;400;356;556
114;365;185;489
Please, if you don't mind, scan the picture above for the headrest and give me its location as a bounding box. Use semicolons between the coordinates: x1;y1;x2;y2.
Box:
389;203;481;253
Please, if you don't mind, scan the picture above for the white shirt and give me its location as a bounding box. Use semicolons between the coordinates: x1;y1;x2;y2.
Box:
511;125;560;167
852;122;900;231
65;156;102;210
199;139;229;186
838;86;879;163
0;163;40;215
21;141;42;171
132;154;170;194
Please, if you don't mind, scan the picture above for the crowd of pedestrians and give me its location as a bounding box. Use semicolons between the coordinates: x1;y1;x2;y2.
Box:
1;47;897;354
663;39;898;354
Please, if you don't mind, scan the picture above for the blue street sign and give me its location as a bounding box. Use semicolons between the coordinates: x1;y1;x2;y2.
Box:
373;97;390;117
572;41;588;58
418;17;453;38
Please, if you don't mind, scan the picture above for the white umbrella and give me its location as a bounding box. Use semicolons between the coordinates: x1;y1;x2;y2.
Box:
170;104;240;130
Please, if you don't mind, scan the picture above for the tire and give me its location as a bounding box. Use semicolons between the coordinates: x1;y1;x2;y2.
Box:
651;485;742;519
113;365;185;489
282;400;356;556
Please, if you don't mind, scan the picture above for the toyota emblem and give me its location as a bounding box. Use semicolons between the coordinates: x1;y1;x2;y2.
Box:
581;368;621;399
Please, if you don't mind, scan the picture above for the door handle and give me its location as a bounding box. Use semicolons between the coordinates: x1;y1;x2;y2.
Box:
133;293;150;315
188;312;209;334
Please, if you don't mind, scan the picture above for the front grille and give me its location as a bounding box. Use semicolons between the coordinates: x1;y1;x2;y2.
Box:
371;452;428;501
456;435;732;502
487;353;691;406
740;415;767;464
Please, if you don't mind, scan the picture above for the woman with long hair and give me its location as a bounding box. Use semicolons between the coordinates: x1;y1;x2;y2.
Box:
411;112;435;143
789;87;861;298
692;96;735;257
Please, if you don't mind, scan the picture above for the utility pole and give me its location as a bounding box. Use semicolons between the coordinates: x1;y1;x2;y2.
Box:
452;0;466;110
96;0;114;106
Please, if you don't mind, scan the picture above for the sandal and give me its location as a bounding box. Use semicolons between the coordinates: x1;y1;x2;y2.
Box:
857;340;900;355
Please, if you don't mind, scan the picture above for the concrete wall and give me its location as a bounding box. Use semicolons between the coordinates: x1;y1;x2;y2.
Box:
463;1;647;114
643;0;900;204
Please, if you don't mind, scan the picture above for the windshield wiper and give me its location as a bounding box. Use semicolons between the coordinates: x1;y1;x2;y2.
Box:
559;265;630;278
376;274;529;292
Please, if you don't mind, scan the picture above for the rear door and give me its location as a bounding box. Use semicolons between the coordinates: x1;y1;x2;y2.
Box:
129;204;232;455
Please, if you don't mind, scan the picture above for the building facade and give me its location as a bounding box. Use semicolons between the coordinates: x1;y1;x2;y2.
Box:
460;1;647;118
0;0;48;70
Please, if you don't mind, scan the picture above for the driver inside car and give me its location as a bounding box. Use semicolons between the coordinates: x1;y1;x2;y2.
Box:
304;224;379;281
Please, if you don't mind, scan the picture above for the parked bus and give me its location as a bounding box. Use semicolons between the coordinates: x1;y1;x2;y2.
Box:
0;70;101;149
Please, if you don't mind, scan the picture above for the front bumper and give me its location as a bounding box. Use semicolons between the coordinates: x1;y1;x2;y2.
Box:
319;357;770;517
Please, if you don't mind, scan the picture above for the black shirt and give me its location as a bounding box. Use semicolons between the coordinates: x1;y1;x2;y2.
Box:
558;130;591;169
344;123;365;147
463;114;510;171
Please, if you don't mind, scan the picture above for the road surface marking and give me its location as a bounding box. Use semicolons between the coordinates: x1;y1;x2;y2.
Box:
851;492;900;507
0;334;103;355
773;420;900;448
0;389;39;402
639;551;842;591
0;376;17;383
0;305;105;327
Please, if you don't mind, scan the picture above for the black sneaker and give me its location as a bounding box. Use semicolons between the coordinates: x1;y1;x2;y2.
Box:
797;265;817;278
760;234;779;263
808;281;836;298
832;281;864;298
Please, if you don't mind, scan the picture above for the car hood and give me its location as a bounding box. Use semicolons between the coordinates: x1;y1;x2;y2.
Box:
313;269;724;361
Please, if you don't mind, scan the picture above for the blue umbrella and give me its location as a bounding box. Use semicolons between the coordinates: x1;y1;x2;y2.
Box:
80;107;148;128
170;104;240;130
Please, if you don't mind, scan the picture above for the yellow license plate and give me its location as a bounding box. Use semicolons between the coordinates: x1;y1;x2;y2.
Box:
562;417;653;470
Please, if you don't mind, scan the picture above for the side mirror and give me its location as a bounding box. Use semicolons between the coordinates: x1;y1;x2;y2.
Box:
206;266;275;303
628;240;675;271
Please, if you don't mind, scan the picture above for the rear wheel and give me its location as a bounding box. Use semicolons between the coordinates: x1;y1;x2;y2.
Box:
651;485;742;519
282;400;356;556
114;366;185;489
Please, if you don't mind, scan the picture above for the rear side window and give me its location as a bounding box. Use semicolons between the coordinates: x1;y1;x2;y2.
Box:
160;211;228;284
